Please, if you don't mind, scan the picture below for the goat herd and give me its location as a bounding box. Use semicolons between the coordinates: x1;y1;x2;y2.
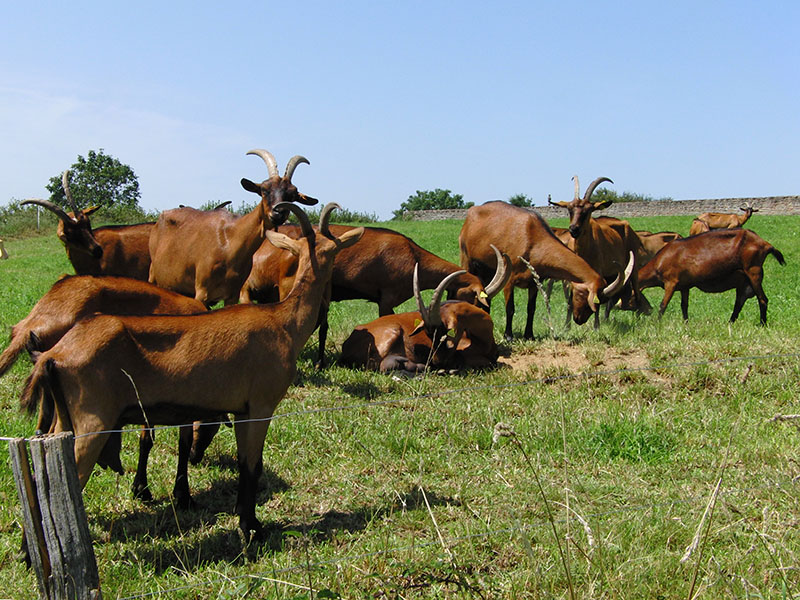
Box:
2;149;785;543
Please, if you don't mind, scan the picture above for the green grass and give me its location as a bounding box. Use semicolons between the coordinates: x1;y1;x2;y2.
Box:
0;216;799;598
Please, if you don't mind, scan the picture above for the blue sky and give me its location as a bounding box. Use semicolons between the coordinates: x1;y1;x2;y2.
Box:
1;2;797;219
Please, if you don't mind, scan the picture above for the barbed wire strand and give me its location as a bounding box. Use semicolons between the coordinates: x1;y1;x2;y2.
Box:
1;350;796;444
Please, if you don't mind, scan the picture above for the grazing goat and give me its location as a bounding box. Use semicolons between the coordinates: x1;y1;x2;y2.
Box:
22;171;153;280
341;250;511;372
689;204;759;236
459;201;630;339
549;176;650;326
637;228;785;324
20;203;363;540
148;149;318;307
241;225;508;367
0;275;209;502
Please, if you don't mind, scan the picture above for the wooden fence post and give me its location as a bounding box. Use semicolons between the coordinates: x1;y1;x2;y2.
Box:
9;433;101;600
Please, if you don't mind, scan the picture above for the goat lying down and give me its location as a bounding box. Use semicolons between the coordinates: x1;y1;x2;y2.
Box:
20;202;363;541
340;247;511;373
637;228;785;324
0;275;210;503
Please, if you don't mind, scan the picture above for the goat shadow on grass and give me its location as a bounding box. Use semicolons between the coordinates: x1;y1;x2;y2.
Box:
95;466;289;543
97;485;460;573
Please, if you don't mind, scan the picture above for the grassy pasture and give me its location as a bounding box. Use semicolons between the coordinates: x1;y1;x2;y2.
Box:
0;214;798;599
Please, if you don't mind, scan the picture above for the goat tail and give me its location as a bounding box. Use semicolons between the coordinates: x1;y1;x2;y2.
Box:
19;358;64;435
769;246;786;266
0;331;25;378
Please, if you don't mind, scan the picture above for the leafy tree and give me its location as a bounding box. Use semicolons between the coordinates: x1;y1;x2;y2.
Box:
592;188;673;203
45;149;141;210
393;188;473;219
508;193;533;207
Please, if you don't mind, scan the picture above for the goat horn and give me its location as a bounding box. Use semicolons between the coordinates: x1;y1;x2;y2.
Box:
272;201;313;237
572;175;580;200
600;250;634;299
21;198;75;224
583;177;613;201
428;269;467;329
62;170;80;214
246;149;279;179
284;155;310;182
483;244;511;299
319;202;340;237
413;263;431;327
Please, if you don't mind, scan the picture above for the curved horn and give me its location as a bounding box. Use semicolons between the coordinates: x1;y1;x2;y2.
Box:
413;263;431;327
213;201;232;210
272;201;313;237
284;155;310;182
246;149;279;179
428;269;467;328
319;202;340;237
21;199;74;224
583;176;613;201
600;251;634;299
483;244;511;299
61;170;80;214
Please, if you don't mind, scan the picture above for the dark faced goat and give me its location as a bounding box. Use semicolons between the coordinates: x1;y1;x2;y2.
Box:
459;201;631;339
148;149;318;307
22;171;153;279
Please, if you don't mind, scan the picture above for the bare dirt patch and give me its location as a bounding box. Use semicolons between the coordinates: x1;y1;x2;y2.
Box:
497;341;651;376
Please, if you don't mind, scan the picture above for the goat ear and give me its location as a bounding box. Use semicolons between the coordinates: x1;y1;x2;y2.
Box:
336;227;364;249
265;230;301;256
592;200;613;211
83;205;102;216
241;178;261;194
410;318;426;336
297;193;319;206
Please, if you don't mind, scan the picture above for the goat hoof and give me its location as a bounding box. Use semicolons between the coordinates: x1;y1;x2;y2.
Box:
132;486;153;503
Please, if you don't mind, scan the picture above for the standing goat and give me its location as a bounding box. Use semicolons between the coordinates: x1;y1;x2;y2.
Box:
22;171;153;279
549;176;650;326
148;149;318;307
241;225;508;367
1;275;209;502
20;203;363;540
341;249;510;372
688;204;759;236
459;201;631;339
637;228;785;324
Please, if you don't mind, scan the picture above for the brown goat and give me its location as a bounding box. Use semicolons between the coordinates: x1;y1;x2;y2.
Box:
148;150;318;307
459;201;630;339
692;204;759;233
636;231;683;263
549;176;651;326
637;228;785;324
688;218;711;236
0;275;209;503
340;258;509;372
241;225;508;366
22;171;153;279
20;203;363;540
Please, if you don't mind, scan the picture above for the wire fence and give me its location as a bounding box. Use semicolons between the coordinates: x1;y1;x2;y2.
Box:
3;351;799;598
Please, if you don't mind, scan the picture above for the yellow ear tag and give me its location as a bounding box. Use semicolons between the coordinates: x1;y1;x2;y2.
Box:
413;318;423;329
479;291;488;299
593;296;601;304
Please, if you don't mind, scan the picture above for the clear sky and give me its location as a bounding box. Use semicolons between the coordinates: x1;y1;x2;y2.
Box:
1;2;797;219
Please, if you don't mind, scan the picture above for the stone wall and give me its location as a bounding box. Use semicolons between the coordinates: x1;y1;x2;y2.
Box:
405;196;800;221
